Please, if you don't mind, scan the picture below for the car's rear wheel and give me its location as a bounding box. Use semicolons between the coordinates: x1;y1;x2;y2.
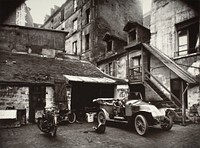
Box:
134;114;148;136
160;114;173;131
97;110;106;125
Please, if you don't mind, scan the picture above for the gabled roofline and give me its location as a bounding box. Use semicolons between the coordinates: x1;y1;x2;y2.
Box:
123;21;149;32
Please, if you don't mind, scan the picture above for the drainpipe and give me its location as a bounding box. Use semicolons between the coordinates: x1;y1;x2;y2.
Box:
90;0;96;62
182;83;189;126
80;1;83;60
141;45;144;83
127;51;130;80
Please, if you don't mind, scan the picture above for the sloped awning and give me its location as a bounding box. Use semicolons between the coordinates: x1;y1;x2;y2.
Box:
63;75;116;84
143;43;197;84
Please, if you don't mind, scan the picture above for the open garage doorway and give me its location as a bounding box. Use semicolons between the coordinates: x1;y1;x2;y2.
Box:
70;82;114;120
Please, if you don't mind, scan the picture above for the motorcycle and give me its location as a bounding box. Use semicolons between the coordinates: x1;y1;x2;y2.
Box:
57;103;76;124
58;108;76;124
37;107;58;137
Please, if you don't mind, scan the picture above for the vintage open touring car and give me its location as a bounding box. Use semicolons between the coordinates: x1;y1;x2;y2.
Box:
93;92;175;136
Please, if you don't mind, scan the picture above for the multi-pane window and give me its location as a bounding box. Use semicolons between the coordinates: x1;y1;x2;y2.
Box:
129;56;141;80
107;40;112;52
73;18;77;31
85;34;90;50
72;41;78;55
73;0;78;12
178;30;188;55
86;8;90;24
130;56;141;68
176;18;199;56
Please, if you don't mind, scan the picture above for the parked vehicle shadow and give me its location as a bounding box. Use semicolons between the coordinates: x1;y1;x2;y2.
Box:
106;121;173;137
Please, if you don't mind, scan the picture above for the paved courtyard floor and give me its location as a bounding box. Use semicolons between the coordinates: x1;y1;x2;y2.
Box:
0;121;200;148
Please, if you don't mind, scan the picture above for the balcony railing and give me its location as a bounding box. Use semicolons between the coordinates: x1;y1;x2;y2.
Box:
128;66;142;83
174;48;198;57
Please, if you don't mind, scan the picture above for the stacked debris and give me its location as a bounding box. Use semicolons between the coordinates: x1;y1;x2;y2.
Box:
187;103;200;123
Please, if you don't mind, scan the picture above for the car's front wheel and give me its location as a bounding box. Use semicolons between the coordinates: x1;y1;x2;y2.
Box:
97;110;106;125
134;114;148;136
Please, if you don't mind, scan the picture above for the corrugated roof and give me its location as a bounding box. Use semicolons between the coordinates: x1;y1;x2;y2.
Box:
143;43;197;84
0;51;127;84
64;75;116;84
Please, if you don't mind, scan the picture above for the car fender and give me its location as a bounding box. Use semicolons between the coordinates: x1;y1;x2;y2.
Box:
99;108;110;120
158;108;176;118
125;100;165;118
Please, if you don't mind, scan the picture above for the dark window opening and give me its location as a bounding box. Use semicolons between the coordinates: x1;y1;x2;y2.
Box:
107;40;112;52
86;8;90;24
61;9;64;22
73;18;77;31
85;34;90;50
129;30;136;42
72;41;78;55
171;79;187;108
108;62;113;76
29;86;46;123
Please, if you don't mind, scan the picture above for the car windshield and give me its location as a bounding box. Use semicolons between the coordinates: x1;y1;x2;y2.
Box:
129;92;142;100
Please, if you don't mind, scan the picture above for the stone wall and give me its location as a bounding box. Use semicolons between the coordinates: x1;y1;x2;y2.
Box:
0;86;29;110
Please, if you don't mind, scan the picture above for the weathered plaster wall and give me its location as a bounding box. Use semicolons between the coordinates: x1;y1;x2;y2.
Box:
45;86;54;108
93;0;142;61
144;83;162;101
114;85;129;99
41;0;142;62
64;1;92;59
116;56;127;79
150;54;178;98
98;54;127;79
0;86;29;110
188;86;200;109
175;55;200;79
0;25;66;55
150;0;198;57
65;32;81;55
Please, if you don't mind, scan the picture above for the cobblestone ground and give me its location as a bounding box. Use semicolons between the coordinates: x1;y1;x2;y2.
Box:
0;122;200;148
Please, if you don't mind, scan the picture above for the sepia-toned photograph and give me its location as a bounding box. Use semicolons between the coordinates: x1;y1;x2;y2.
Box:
0;0;199;147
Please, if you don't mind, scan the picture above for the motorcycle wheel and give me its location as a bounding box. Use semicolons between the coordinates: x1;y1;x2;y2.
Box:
37;118;48;133
50;125;57;137
50;116;57;137
68;112;76;124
